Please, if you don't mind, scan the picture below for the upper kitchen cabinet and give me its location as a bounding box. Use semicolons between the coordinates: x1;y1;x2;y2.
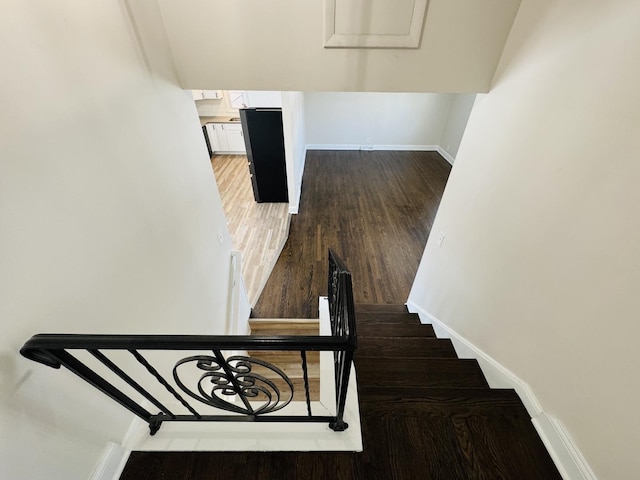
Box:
192;90;223;100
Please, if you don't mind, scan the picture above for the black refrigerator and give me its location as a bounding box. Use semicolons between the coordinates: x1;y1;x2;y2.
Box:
240;108;289;203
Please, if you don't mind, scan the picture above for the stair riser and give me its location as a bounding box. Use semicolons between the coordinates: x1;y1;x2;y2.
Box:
360;403;530;417
249;322;320;336
247;351;320;363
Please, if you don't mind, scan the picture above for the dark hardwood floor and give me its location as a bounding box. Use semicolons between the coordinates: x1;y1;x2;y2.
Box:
252;150;451;318
119;150;561;479
121;305;561;479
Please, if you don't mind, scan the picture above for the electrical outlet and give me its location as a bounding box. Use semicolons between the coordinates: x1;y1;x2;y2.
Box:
437;231;445;247
217;231;224;246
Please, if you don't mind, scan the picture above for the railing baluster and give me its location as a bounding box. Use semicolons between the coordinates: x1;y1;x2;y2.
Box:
88;349;176;419
211;350;254;414
20;249;357;434
300;350;312;417
49;349;153;422
129;350;201;418
330;350;352;432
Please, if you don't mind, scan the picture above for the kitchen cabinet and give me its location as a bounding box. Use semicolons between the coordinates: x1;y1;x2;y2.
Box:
204;122;246;154
224;124;246;152
205;124;221;152
192;90;223;100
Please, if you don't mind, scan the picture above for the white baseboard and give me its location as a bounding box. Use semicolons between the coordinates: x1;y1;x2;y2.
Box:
405;300;596;480
303;144;460;161
305;144;441;152
406;300;543;416
89;441;130;480
372;144;439;151
533;415;598;480
436;146;455;165
306;144;360;150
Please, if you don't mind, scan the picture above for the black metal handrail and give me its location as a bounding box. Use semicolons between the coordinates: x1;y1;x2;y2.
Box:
20;250;357;435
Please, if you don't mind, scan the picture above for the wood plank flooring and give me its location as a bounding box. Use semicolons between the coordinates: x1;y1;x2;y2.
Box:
121;306;562;480
253;150;451;318
119;151;561;478
210;154;290;306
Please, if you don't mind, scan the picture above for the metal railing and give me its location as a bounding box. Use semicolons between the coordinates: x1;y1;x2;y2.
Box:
20;250;356;435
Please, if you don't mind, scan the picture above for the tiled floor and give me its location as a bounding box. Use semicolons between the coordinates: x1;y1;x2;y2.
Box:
210;154;290;306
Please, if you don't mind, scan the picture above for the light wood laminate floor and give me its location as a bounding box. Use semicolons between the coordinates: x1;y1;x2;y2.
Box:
211;154;290;306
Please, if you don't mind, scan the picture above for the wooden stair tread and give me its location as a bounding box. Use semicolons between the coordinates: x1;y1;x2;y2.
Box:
355;357;489;389
355;337;457;358
357;387;528;415
360;408;561;479
355;312;421;324
356;322;435;337
354;304;409;314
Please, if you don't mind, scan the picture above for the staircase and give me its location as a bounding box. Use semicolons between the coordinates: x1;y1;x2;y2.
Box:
353;303;562;479
121;304;563;479
248;319;320;401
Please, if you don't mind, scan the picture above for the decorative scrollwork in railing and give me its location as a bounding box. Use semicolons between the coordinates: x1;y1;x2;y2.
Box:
172;354;294;416
20;249;356;435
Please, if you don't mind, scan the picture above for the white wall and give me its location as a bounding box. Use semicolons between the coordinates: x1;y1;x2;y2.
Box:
439;94;477;162
304;92;454;149
408;0;640;478
0;1;242;478
281;92;306;214
156;0;520;93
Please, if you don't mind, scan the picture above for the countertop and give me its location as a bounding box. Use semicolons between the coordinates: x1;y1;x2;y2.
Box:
199;116;241;127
